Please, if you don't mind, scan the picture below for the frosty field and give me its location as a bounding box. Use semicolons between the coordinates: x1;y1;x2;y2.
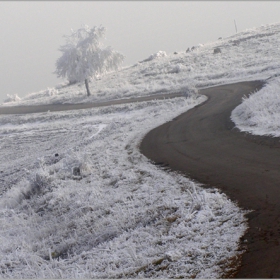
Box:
1;22;280;278
0;96;247;278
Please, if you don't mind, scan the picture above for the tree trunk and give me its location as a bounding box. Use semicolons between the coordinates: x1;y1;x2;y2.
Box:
85;78;91;96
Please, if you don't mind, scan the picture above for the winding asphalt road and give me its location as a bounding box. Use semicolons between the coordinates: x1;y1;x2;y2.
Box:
140;80;280;278
1;81;280;277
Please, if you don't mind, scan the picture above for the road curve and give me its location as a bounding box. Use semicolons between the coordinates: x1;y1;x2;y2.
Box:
140;80;280;278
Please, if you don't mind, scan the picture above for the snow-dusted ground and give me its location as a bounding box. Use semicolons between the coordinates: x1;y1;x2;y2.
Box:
1;22;280;278
3;22;280;108
0;97;247;278
231;78;280;137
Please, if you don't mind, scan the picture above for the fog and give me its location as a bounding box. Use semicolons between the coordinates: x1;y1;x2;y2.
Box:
0;1;279;102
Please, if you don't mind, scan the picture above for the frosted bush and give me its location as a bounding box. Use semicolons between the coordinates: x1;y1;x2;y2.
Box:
231;78;280;137
144;50;167;62
45;87;59;96
3;94;21;103
0;167;51;209
24;88;59;100
169;63;188;74
54;150;93;179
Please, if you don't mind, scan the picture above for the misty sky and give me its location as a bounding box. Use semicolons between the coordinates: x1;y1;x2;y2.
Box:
1;1;280;103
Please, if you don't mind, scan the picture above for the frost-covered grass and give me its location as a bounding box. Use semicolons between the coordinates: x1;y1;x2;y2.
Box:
1;21;280;278
0;96;246;278
231;78;280;137
2;22;280;107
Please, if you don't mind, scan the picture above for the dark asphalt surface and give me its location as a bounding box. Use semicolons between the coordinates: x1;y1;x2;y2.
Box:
0;92;184;115
140;80;280;278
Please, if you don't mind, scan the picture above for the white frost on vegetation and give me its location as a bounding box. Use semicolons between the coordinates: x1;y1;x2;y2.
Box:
4;94;21;103
2;23;280;107
54;25;124;85
0;96;246;278
231;77;280;137
1;21;280;278
141;50;167;62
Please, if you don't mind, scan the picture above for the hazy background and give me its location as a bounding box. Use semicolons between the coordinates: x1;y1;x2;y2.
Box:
1;1;280;103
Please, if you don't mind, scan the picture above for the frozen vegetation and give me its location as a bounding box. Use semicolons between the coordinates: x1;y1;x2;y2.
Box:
231;78;280;137
0;97;246;278
54;25;124;96
3;22;280;110
1;22;280;278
